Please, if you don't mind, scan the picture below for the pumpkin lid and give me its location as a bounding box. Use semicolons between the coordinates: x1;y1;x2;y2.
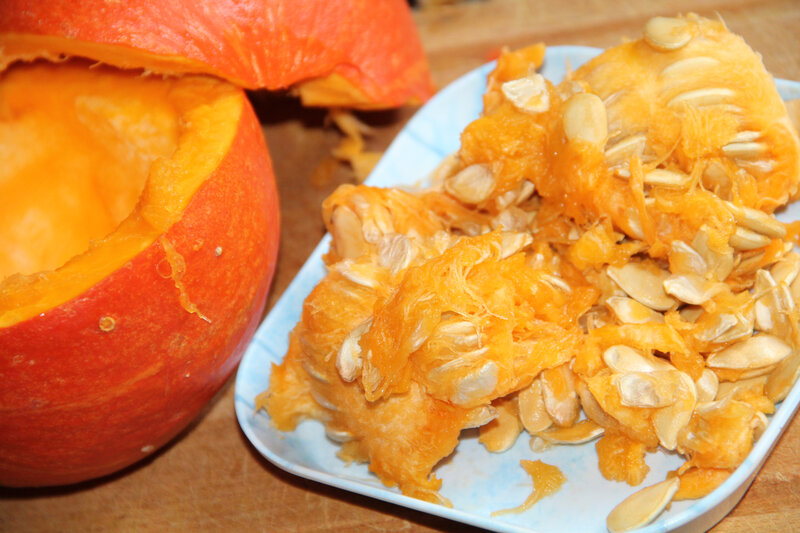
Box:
0;0;434;109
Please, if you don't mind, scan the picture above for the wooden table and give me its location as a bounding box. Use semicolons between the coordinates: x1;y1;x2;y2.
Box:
3;1;800;531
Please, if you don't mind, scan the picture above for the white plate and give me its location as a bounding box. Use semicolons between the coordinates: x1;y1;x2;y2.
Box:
235;46;800;533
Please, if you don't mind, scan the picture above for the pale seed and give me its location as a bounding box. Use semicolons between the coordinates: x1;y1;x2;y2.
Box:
518;378;553;434
644;168;691;188
643;16;692;51
695;368;719;402
724;202;786;239
463;405;498;429
766;349;800;402
563;93;608;146
770;252;800;285
723;141;767;159
501;73;550;113
653;371;697;450
693;312;738;343
604;134;647;165
706;334;792;370
538;420;604;444
451;361;499;406
660;56;719;78
606;477;680;533
729;226;773;250
331;206;367;259
444;163;496;204
615;371;682;408
606;296;666;324
325;427;353;443
336;318;372;382
541;365;580;428
607;263;676;311
669;240;708;276
668;88;735;108
663;273;727;305
603;345;674;373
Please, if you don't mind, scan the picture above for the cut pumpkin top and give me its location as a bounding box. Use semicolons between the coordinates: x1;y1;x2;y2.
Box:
0;0;434;109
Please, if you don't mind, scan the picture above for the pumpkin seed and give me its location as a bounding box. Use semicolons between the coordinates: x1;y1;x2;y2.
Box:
500;231;533;259
707;334;792;370
606;296;665;324
603;344;675;373
692;226;735;281
663;273;727;305
444;163;495;204
502;73;550;113
644;168;691;188
518;378;553;434
615;371;682;408
695;368;719;402
576;379;618;428
451;360;499;406
729;226;773;250
309;387;339;411
752;411;769;440
606;477;680;533
668;88;735;108
724;202;786;238
538;420;604;444
716;375;767;401
660;56;719;78
770;252;800;285
463;405;498;429
653;371;697;450
669;240;708;276
541;365;580;427
607;263;676;311
563;93;608;146
331;206;367;259
336;318;372;381
766;349;800;402
605;134;647;165
723;141;767;158
325;427;353;443
694;312;738;343
643;16;692;51
377;233;415;273
301;360;330;384
713;312;754;344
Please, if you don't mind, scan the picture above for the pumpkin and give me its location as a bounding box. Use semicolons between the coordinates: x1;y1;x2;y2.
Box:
0;0;432;487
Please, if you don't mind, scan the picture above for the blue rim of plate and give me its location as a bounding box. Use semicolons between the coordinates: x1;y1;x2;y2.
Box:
235;45;800;533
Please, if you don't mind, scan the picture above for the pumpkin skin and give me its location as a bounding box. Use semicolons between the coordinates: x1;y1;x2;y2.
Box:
0;79;279;487
0;0;434;109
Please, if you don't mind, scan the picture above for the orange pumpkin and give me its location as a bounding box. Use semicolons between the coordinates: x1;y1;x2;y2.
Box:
0;0;432;486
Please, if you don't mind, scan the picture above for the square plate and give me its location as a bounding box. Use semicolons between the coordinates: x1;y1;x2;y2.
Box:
235;46;800;533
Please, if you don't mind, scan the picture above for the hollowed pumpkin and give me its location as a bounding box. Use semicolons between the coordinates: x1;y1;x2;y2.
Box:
0;0;432;487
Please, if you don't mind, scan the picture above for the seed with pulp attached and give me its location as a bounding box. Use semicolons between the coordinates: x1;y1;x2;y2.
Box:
663;273;727;305
444;163;496;204
502;73;550;113
331;206;367;259
644;168;691;188
336;318;372;381
644;16;692;51
653;371;696;450
615;371;682;408
563;93;608;146
606;477;680;533
603;345;674;373
538;420;604;444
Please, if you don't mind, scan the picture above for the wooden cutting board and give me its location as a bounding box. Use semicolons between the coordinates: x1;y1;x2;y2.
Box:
3;1;800;531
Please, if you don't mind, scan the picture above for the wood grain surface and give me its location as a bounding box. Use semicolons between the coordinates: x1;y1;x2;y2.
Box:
2;1;800;531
